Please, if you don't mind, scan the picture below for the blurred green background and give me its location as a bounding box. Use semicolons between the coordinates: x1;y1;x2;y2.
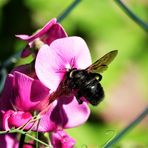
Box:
0;0;148;147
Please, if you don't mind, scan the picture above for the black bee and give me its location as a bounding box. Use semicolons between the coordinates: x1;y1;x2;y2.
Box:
65;50;118;106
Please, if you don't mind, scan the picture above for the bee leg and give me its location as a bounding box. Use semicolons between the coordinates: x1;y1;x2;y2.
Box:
75;93;83;104
91;73;102;81
97;73;102;81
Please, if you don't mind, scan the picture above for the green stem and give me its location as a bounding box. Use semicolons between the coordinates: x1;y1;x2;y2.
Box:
0;130;9;134
57;0;81;22
18;130;50;147
35;119;40;148
0;129;50;147
104;106;148;148
114;0;148;32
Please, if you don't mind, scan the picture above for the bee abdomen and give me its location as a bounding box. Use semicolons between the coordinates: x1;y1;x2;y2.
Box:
78;80;104;106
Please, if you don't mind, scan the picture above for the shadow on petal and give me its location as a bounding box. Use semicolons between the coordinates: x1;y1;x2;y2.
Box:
50;96;73;127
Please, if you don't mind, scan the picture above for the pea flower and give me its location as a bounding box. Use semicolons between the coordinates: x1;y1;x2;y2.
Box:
16;18;67;57
1;71;90;132
51;130;75;148
35;36;92;92
35;36;92;147
0;36;92;147
0;37;91;132
0;70;50;131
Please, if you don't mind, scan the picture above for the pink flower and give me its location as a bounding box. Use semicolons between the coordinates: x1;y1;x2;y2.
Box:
3;110;33;130
1;61;90;132
35;36;92;92
0;70;51;131
0;36;91;146
16;18;67;57
51;130;75;148
1;71;49;112
34;36;91;129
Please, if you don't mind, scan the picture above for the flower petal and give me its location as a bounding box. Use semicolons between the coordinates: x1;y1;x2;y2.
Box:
35;44;65;91
11;63;35;78
37;96;90;132
3;110;33;130
16;18;67;45
40;23;68;45
16;18;67;58
14;71;49;111
51;130;76;148
21;45;32;58
2;110;14;130
49;36;92;69
35;37;92;91
59;96;90;128
15;18;57;42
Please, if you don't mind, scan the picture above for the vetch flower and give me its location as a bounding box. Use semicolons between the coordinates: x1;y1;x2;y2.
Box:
0;71;50;131
35;36;92;92
1;64;90;132
39;95;90;131
3;110;33;130
0;36;92;147
51;130;76;148
35;36;91;128
16;18;67;57
8;71;49;112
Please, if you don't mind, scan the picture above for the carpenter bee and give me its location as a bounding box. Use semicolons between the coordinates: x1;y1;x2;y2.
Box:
64;50;118;106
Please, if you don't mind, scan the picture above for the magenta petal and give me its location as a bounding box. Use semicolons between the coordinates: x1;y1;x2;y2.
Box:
16;18;67;58
14;71;49;111
51;130;76;148
3;110;33;130
35;37;92;91
13;71;36;111
8;111;33;129
30;79;50;110
40;23;68;45
30;79;49;102
15;18;57;42
34;101;58;132
11;64;35;77
15;34;30;40
16;18;67;45
3;110;14;130
59;96;90;128
21;45;32;58
37;96;90;132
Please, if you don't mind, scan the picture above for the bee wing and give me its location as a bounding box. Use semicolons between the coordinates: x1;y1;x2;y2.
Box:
85;50;118;73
